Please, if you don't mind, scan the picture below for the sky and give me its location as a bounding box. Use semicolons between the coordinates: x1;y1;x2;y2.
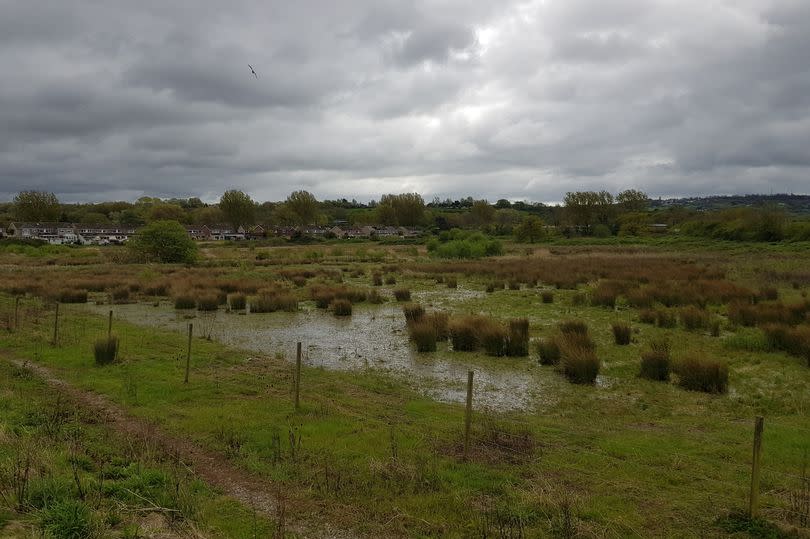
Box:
1;0;808;204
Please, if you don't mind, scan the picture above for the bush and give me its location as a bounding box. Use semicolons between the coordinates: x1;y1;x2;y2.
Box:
331;299;352;316
196;294;220;311
409;320;438;352
393;288;411;301
403;303;425;324
174;295;196;309
536;337;561;365
94;336;118;365
541;291;554;304
639;351;670;381
562;345;600;384
40;499;95;539
611;322;632;345
56;289;88;304
680;306;709;331
676;356;729;393
127;220;198;264
228;293;247;310
506;318;530;356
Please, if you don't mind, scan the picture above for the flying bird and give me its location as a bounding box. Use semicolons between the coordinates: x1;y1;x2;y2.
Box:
248;64;258;79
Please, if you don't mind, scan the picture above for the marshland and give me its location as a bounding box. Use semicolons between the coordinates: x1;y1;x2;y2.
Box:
1;225;809;537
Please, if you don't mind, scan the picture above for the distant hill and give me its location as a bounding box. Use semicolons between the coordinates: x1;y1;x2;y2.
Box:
649;194;810;214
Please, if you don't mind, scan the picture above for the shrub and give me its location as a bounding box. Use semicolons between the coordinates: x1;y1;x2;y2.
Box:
393;288;411;301
127;220;198;264
250;291;297;313
541;291;554;304
611;322;632;345
680;306;709;331
561;345;600;384
40;500;95;539
506;318;530;356
676;356;729;393
403;303;425;324
536;337;561;365
228;293;247;310
56;289;88;304
409;320;438;352
640;350;670;381
93;336;118;365
331;299;352;316
196;294;220;311
174;295;196;309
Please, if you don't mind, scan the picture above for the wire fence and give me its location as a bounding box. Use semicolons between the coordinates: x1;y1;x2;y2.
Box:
1;293;808;534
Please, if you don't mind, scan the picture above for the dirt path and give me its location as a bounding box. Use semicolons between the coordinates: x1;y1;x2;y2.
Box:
1;352;358;539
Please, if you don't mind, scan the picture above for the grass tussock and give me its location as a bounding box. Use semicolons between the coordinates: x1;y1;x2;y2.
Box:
639;339;671;381
331;298;352;316
54;289;89;304
393;288;411;301
535;337;562;365
196;294;220;311
93;336;118;365
228;293;247;310
251;291;299;313
679;306;710;331
675;355;729;393
174;295;196;310
611;322;632;345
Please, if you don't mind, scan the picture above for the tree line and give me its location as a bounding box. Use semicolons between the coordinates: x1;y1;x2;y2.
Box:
3;189;810;243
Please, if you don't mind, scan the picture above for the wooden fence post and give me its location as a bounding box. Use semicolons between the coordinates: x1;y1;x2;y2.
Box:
184;323;193;384
52;302;60;345
463;370;474;461
107;310;113;340
749;416;764;519
294;342;302;410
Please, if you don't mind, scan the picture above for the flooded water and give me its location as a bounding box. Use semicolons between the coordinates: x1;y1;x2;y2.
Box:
85;299;555;412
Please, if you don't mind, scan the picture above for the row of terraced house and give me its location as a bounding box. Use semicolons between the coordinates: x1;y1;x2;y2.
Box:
3;222;422;244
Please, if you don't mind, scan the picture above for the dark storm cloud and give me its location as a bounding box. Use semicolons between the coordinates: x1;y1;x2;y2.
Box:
0;0;809;204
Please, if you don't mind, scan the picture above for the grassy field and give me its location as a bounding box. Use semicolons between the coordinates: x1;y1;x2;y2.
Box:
0;240;809;538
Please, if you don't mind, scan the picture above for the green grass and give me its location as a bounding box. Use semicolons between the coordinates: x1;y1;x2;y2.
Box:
0;242;809;537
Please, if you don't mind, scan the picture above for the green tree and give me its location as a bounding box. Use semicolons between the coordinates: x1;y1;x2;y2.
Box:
284;190;320;225
376;193;425;226
616;189;649;212
13;190;61;221
127;220;197;264
514;216;547;243
219;190;256;229
469;200;496;227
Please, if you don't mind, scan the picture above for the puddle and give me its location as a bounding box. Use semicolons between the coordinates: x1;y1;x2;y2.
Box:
84;302;555;412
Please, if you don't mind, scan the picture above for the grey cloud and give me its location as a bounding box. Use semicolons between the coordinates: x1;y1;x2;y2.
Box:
1;0;809;204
